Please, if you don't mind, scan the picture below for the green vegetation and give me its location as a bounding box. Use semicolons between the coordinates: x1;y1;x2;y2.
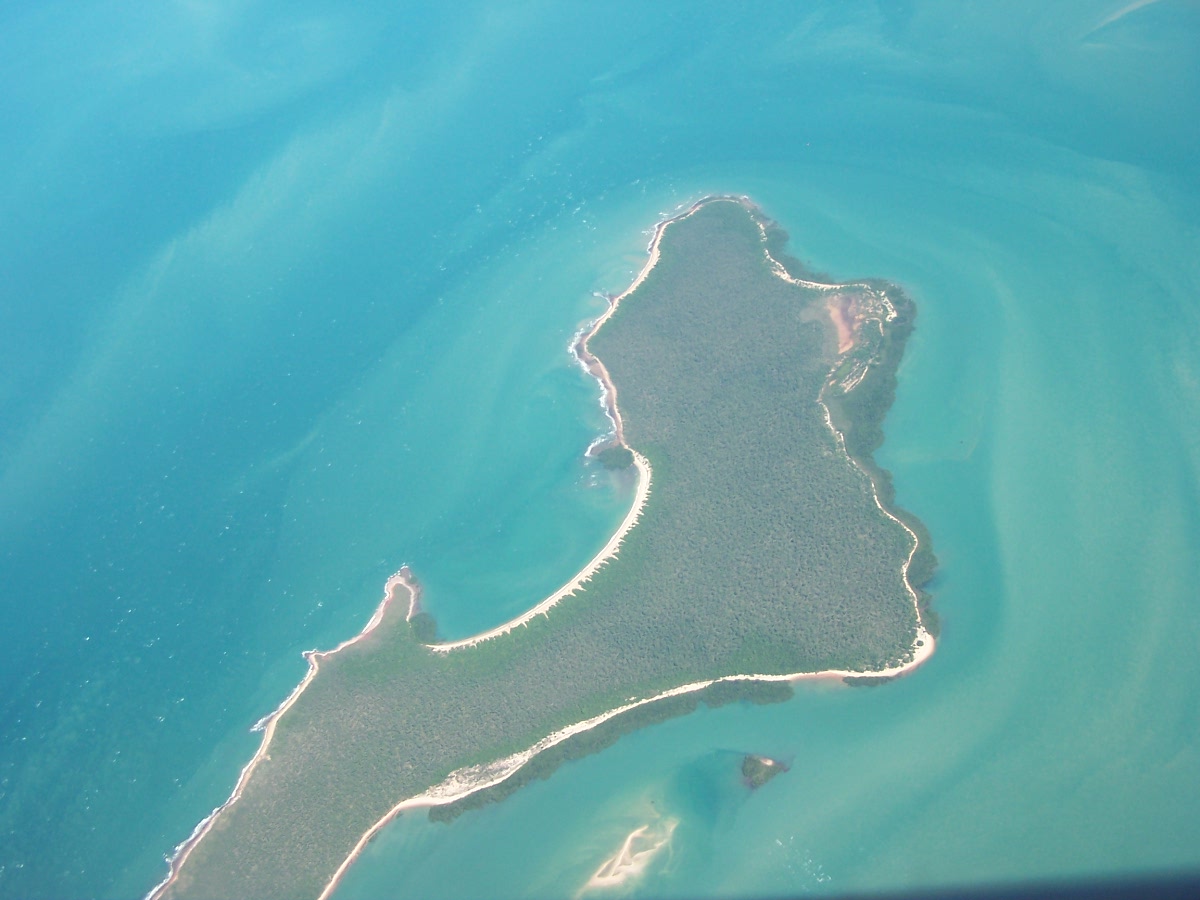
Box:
594;444;634;469
742;754;788;788
163;199;934;900
430;677;794;823
843;674;894;687
408;612;439;643
819;283;940;632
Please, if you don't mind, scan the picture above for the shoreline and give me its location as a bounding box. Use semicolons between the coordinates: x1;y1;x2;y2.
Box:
571;195;723;448
148;194;935;900
144;568;421;900
313;639;935;900
758;231;934;642
427;196;723;652
428;450;652;652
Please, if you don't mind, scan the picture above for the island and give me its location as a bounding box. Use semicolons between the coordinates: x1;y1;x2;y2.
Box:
148;197;936;900
742;754;789;789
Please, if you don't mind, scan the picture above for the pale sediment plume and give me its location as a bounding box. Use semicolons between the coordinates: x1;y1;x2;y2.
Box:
1088;0;1164;34
150;196;936;900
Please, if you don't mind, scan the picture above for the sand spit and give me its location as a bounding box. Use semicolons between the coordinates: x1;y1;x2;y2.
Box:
429;450;652;652
149;196;935;900
144;568;420;900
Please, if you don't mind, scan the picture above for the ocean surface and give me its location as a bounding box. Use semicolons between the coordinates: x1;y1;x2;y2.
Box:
2;2;1199;898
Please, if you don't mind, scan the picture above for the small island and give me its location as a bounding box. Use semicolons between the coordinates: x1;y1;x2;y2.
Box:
150;197;936;900
742;754;789;789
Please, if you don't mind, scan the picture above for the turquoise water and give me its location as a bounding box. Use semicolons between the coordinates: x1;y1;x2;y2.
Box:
1;2;1198;898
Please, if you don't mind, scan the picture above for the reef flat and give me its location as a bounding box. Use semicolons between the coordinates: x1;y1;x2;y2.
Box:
151;197;934;900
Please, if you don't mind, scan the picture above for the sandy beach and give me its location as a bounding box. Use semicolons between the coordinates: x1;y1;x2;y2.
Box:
430;450;652;652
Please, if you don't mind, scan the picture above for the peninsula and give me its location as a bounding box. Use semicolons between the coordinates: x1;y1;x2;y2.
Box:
149;197;936;900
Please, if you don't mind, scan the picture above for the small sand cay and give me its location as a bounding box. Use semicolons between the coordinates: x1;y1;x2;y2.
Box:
583;819;678;893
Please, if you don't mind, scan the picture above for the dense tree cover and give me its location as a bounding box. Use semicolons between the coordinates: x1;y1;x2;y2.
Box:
408;612;439;643
166;200;934;900
595;444;634;469
820;285;939;631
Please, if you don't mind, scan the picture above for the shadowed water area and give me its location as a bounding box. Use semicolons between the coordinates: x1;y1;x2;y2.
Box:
1;2;1198;899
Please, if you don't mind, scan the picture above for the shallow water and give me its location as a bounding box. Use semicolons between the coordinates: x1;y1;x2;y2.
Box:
1;2;1198;899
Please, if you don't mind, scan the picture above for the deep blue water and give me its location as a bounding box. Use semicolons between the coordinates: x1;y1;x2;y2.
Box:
2;2;1199;898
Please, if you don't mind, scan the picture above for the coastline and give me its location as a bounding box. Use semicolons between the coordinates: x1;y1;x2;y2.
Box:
428;197;722;652
144;569;420;900
313;636;935;900
148;195;935;900
572;195;719;449
428;451;650;653
758;230;935;647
